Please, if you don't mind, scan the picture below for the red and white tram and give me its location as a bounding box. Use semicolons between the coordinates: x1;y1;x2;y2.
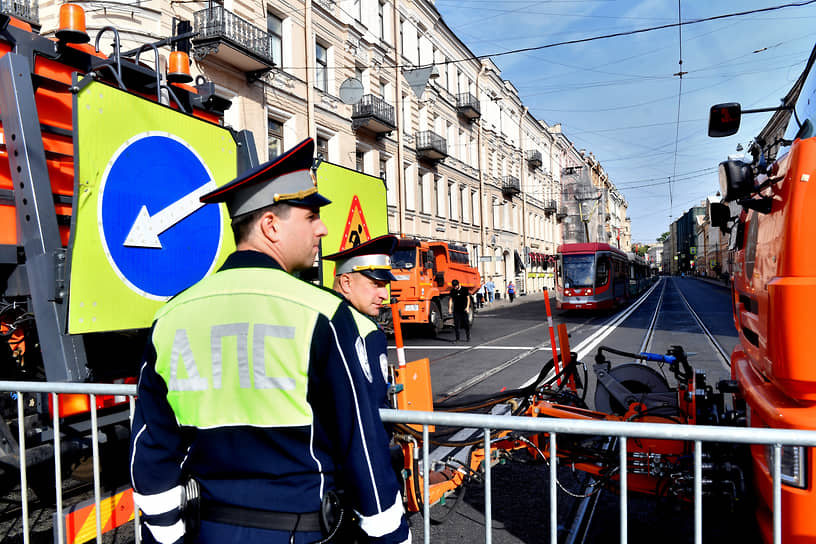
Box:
555;243;630;310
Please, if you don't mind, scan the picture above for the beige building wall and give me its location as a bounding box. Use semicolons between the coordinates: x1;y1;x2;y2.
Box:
31;0;630;295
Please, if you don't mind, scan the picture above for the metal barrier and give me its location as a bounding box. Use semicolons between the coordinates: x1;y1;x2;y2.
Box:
2;380;815;544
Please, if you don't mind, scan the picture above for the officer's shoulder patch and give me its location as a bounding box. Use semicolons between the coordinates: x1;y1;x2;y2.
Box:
355;336;373;382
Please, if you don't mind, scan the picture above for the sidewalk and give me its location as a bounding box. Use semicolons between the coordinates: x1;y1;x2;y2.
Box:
690;275;732;290
474;289;551;312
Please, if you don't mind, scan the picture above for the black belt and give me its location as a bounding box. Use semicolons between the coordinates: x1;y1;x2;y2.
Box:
201;500;322;533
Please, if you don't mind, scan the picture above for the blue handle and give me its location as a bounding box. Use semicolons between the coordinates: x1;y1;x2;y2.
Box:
639;352;677;364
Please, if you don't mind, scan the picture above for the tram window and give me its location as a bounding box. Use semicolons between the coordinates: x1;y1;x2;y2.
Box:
562;255;594;288
596;258;609;286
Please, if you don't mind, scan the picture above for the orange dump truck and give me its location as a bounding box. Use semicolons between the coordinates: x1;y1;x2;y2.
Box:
381;238;480;336
708;42;816;543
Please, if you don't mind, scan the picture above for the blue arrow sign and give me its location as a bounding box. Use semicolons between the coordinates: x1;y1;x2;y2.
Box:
99;133;224;299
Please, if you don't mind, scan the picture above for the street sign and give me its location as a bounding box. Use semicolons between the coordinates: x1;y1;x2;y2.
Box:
317;162;388;287
100;133;222;297
69;81;237;333
338;194;372;252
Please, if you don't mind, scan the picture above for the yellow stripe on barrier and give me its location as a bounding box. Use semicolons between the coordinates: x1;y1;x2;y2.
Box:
64;487;135;544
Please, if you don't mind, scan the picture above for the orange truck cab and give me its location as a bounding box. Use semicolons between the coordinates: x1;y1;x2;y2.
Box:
708;43;816;544
383;238;480;336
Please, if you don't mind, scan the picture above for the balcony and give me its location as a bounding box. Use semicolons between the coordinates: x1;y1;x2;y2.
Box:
526;149;542;168
1;0;37;25
544;199;557;214
352;94;396;135
502;175;520;197
192;6;275;81
415;130;447;163
456;92;480;120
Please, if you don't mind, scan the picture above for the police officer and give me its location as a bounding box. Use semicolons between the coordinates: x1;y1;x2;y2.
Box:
323;235;398;409
129;139;410;544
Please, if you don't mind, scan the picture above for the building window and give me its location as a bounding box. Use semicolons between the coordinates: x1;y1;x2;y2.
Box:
267;12;283;68
352;0;361;21
419;174;428;214
449;183;457;221
315;42;328;92
268;118;283;159
399;18;404;56
378;0;385;39
432;177;439;216
402;94;411;134
316;136;328;161
356;150;365;173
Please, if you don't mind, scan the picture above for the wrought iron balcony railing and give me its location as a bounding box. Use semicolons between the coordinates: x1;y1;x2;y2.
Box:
415;130;447;162
456;92;480;119
526;149;542;168
193;6;275;75
502;175;520;196
0;0;38;25
352;94;396;134
544;199;557;213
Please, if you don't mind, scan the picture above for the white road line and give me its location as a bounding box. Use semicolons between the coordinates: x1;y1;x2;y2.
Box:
388;345;534;350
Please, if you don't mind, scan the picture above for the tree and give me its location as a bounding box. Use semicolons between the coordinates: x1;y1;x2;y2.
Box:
657;231;670;243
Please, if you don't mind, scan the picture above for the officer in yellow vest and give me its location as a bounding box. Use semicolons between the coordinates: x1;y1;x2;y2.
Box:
324;235;398;409
129;139;410;544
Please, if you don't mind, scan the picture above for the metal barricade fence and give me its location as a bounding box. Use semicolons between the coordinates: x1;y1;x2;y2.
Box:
3;380;816;544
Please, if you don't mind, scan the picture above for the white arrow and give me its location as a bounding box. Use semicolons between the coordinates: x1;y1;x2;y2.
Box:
124;179;217;249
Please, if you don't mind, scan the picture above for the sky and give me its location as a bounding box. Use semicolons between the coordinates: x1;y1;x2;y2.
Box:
432;0;816;244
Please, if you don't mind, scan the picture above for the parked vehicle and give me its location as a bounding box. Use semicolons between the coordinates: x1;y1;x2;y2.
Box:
381;238;480;335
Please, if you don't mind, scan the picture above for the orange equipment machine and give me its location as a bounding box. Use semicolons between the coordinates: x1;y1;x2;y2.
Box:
382;237;481;335
706;42;816;544
391;336;747;519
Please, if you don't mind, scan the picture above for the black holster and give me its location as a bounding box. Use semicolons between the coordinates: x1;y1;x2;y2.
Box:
312;490;361;544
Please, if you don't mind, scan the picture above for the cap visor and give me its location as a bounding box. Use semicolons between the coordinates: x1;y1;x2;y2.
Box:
361;269;397;282
286;192;332;208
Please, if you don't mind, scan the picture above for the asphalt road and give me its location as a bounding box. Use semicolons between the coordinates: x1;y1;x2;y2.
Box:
2;277;756;544
391;276;760;544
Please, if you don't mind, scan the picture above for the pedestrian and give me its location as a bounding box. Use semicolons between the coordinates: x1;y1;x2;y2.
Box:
324;234;399;409
507;281;516;302
476;280;485;309
129;139;410;544
448;279;471;342
485;278;495;303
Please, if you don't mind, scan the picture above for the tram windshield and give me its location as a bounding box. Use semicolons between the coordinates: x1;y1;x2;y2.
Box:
392;248;417;269
562;255;595;288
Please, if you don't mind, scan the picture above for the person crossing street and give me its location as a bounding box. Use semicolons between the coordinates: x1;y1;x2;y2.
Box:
448;279;471;342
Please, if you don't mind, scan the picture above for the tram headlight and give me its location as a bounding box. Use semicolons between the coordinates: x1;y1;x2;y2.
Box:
765;444;807;489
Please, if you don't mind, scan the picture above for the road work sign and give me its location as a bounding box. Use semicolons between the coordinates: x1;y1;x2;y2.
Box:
316;162;388;287
68;81;236;333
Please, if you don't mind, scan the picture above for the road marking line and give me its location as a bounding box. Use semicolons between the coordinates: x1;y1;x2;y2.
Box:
388;345;534;350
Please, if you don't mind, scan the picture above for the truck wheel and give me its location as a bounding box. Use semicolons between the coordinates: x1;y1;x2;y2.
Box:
428;302;443;337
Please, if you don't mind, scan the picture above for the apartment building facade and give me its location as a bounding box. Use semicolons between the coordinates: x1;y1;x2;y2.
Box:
27;0;627;295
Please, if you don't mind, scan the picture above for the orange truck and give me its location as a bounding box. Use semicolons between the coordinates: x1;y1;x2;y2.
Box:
382;238;480;336
707;42;816;543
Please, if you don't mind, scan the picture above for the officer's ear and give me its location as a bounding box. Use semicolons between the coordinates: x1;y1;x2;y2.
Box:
336;273;353;296
259;211;280;242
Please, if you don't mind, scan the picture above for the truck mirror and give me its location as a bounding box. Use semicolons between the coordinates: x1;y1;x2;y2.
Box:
709;103;741;137
710;202;731;232
719;160;755;202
